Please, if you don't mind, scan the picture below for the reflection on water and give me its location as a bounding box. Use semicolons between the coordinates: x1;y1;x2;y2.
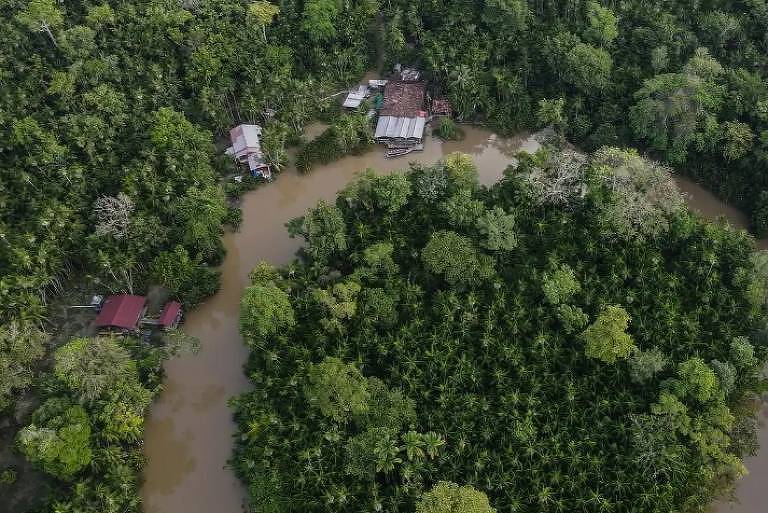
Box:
141;129;767;513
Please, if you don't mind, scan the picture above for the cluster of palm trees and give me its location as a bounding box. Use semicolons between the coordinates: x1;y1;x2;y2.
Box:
233;155;766;512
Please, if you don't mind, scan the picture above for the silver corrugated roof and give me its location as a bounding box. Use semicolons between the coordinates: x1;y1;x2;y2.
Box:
374;116;426;140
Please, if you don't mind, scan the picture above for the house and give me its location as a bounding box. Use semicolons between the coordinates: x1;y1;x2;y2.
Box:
158;301;183;330
431;98;453;118
374;81;427;148
342;85;370;109
94;294;147;333
225;124;271;179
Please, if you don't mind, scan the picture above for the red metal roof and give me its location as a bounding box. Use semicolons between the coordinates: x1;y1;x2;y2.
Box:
94;295;146;330
159;301;182;327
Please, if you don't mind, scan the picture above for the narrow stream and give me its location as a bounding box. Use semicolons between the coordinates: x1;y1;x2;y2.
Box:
141;128;767;513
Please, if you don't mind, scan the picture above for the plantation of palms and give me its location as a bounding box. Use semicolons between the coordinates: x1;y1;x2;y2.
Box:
233;149;767;513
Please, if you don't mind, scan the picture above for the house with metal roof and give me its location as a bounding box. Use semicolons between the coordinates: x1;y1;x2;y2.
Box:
342;85;370;109
225;124;271;179
374;81;427;149
94;295;147;333
158;301;183;330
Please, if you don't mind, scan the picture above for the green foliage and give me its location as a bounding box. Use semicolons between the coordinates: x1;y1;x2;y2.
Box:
302;0;341;42
434;117;464;141
0;320;47;411
416;482;496;513
340;170;411;215
297;113;373;172
583;2;618;46
149;246;220;307
536;98;565;131
304;357;370;422
248;1;280;41
288;201;348;265
240;284;295;344
233;158;768;513
583;305;636;364
443;153;479;191
17;399;93;480
54;337;136;404
475;207;517;251
422;231;494;286
0;468;17;485
541;264;580;305
675;358;718;403
629;347;669;384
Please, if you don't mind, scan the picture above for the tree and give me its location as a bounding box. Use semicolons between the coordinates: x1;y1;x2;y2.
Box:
288;201;347;265
536;98;565;132
720;121;754;161
422;231;494;286
476;207;517;251
240;284;295;343
416;482;496;513
542;264;580;304
175;186;227;259
0;320;47;411
15;0;63;46
54;337;135;404
17;398;93;480
583;2;618;46
548;34;612;93
591;147;683;238
523;149;587;206
302;0;340;42
149;245;220;307
340;170;411;215
93;192;134;239
481;0;528;37
304;357;370;422
443;152;479;191
629;348;668;384
630;51;726;163
248;1;280;42
583;305;636;363
674;358;718;403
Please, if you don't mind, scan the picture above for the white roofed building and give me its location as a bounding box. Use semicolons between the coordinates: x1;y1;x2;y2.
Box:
225;124;271;179
342;85;370;109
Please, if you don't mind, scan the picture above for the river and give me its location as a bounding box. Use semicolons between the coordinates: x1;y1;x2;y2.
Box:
141;127;767;513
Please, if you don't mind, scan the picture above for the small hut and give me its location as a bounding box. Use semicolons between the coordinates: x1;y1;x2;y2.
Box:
94;295;147;334
342;85;370;109
158;301;183;330
431;98;453;118
225;124;271;179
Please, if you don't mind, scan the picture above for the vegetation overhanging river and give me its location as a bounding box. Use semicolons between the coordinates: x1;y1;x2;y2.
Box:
140;127;768;513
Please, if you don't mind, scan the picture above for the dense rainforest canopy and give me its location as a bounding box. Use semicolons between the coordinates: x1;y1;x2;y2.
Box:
377;0;768;232
1;0;376;509
4;0;768;511
234;150;768;513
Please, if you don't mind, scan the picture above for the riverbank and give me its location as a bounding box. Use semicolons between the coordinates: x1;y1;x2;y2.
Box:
141;127;767;513
140;127;542;512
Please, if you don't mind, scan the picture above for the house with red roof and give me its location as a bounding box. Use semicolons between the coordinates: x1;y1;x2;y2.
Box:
94;295;147;333
158;301;183;330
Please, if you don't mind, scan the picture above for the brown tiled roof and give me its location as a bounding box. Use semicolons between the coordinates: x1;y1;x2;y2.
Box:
380;81;426;117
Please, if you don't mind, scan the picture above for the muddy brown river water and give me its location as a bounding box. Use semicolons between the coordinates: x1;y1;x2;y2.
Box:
141;127;767;513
